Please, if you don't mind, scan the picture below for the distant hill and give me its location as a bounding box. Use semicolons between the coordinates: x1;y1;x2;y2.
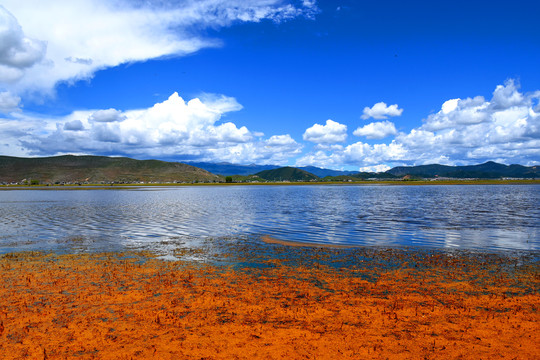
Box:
186;162;357;177
186;162;279;176
0;155;220;184
2;156;537;185
387;161;540;179
185;160;540;179
298;166;356;178
255;167;319;182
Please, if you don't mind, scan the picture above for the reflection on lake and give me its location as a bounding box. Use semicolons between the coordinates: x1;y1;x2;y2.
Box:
0;184;538;254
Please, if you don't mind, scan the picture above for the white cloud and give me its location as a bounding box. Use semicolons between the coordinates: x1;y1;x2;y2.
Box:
63;119;84;131
89;109;126;123
7;91;301;165
0;0;318;96
2;76;539;170
0;91;20;113
353;120;397;139
206;138;302;165
0;0;315;165
0;6;46;83
491;80;525;109
422;96;489;131
299;80;540;170
192;133;302;165
296;141;407;169
361;102;403;120
342;141;408;165
303;119;347;144
359;164;391;173
441;99;459;114
399;79;540;165
295;150;337;169
314;144;344;151
266;134;297;147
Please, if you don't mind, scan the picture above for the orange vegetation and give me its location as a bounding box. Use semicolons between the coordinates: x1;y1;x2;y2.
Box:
0;248;538;359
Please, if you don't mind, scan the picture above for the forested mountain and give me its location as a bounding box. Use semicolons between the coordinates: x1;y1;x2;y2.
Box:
387;161;540;179
255;167;319;181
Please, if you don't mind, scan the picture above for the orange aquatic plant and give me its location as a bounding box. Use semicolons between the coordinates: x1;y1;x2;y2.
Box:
0;244;538;359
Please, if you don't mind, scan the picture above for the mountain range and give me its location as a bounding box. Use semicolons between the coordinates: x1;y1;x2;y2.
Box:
195;160;540;180
386;161;540;179
187;162;357;177
0;155;538;185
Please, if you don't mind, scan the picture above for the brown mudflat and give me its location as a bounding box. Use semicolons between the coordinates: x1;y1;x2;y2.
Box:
0;246;538;359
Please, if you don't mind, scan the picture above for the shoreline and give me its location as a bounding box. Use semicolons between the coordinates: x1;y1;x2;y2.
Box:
261;235;361;249
1;178;539;190
260;235;540;257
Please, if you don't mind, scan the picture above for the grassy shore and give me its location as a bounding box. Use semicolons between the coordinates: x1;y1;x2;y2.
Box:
1;178;539;189
0;241;538;359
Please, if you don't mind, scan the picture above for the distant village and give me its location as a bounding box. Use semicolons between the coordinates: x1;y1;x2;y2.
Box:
1;175;535;186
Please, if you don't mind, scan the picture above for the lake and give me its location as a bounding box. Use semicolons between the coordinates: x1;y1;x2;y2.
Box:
0;184;538;254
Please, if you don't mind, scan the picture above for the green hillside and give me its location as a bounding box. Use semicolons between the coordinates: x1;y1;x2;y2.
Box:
255;167;319;182
387;161;540;179
0;155;220;184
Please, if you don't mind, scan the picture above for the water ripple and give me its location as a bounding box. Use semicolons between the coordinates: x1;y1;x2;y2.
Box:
0;184;539;254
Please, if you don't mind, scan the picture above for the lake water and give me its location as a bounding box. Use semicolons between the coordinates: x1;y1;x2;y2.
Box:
0;184;538;254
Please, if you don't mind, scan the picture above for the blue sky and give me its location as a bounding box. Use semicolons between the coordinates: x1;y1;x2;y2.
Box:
1;0;539;171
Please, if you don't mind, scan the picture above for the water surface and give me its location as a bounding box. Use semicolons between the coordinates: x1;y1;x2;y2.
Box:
0;184;538;254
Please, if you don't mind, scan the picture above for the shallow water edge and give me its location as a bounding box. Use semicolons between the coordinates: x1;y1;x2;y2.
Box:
1;243;538;359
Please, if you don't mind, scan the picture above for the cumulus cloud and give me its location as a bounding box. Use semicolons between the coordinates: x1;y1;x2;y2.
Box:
1;0;318;95
0;1;314;164
298;80;540;169
3;77;539;170
359;164;391;173
8;91;301;165
0;6;46;83
89;109;126;123
295;150;338;169
491;81;525;109
63;119;84;131
266;134;297;147
233;138;301;163
361;102;403;120
353;120;397;139
0;91;20;113
201;136;302;165
397;79;540;165
342;141;407;164
422;97;489;131
303;119;347;144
